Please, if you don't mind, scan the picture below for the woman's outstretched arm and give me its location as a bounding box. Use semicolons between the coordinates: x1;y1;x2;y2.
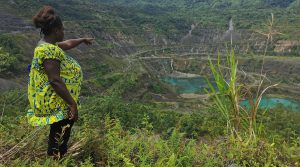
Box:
58;38;94;51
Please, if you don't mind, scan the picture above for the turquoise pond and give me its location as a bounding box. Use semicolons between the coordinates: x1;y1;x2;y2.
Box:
162;77;300;112
240;97;300;111
162;76;213;94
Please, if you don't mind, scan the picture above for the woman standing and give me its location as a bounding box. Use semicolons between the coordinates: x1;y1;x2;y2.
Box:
27;6;94;157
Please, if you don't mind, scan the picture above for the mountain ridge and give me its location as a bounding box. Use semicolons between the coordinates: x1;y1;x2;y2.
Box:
95;0;300;9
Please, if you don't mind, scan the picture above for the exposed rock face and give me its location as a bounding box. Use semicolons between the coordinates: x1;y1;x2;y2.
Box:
0;11;34;33
262;59;300;80
274;40;300;53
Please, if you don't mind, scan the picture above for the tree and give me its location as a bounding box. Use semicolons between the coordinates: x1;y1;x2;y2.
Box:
0;47;16;74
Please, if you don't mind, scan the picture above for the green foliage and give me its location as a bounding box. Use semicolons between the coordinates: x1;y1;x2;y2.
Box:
105;73;139;96
0;47;16;74
0;89;300;166
206;50;243;136
103;116;196;167
0;34;23;76
97;73;123;88
149;82;166;94
205;50;291;146
79;95;215;139
0;0;300;166
0;34;22;56
97;0;297;9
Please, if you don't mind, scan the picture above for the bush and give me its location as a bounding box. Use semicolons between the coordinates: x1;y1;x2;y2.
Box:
0;34;23;76
0;47;16;74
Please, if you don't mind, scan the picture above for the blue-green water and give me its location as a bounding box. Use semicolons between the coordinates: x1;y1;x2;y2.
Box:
163;77;300;112
163;77;212;94
241;97;300;111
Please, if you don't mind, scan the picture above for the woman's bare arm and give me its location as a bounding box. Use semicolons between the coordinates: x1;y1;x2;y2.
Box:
57;38;94;51
43;59;78;121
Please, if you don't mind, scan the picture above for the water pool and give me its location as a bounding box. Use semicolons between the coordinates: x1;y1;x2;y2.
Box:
162;77;300;111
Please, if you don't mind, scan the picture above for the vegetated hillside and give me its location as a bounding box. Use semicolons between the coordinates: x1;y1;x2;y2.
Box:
3;0;300;45
1;0;300;93
0;0;181;98
97;0;299;8
0;1;300;166
1;50;300;166
0;0;300;84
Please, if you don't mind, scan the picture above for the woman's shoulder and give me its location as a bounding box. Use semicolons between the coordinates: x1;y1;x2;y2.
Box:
34;42;64;55
35;42;61;50
33;41;65;61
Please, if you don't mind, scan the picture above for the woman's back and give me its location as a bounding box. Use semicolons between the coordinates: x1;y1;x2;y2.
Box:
27;42;83;126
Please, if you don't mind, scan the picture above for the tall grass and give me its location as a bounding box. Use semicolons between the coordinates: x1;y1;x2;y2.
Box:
206;50;278;144
207;50;242;139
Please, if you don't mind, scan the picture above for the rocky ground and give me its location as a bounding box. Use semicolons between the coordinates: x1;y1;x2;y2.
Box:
0;11;33;33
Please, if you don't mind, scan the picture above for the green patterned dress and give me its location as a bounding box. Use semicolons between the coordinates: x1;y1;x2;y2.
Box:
27;41;83;126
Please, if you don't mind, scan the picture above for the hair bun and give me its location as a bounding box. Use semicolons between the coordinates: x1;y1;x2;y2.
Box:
33;6;57;29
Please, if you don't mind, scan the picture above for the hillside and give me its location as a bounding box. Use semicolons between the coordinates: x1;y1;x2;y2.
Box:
97;0;299;8
0;0;300;166
1;0;300;97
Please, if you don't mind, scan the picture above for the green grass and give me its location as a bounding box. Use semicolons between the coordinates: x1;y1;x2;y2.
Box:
0;60;299;166
0;0;300;166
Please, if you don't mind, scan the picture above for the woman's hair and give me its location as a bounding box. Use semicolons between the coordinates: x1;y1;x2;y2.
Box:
33;6;63;36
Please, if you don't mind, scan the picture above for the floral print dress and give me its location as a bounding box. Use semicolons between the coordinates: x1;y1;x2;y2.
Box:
27;41;83;126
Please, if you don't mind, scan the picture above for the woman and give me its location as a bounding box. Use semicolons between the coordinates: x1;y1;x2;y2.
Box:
28;6;94;157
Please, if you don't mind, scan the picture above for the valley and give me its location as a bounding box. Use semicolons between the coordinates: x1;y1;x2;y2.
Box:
0;0;300;166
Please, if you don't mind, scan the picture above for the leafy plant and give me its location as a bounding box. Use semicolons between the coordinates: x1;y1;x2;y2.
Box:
0;47;16;74
206;50;278;144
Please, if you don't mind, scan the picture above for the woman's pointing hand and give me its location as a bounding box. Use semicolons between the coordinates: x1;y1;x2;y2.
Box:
83;38;95;45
